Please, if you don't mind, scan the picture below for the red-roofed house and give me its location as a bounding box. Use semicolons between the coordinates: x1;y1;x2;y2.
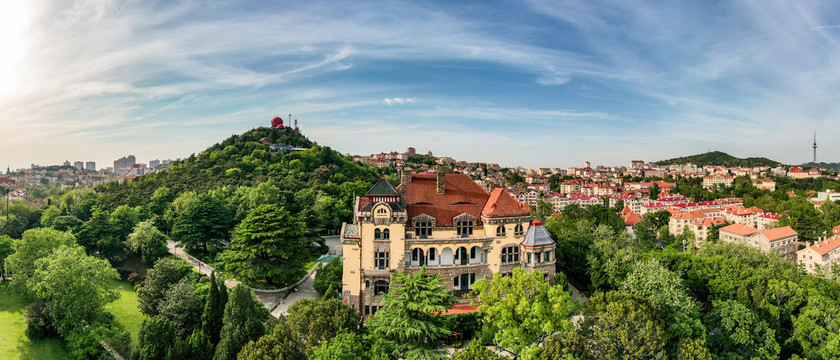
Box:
797;236;840;273
720;224;798;261
341;172;555;317
686;217;727;247
669;211;708;236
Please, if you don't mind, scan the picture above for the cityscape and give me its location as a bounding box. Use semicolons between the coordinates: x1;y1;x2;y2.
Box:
2;1;840;360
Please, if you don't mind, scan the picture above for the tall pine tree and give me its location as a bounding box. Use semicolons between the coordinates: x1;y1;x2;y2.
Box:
202;272;223;345
213;285;265;360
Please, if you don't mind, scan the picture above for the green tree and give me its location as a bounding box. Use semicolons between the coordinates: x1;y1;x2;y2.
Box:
126;219;170;266
138;315;177;360
5;228;77;295
365;267;458;359
471;268;578;359
172;190;233;252
30;245;120;335
576;291;668;360
309;331;377;360
284;298;360;356
138;257;193;316
792;292;840;360
533;200;554;222
51;215;83;233
214;285;266;360
159;278;204;338
706;300;780;360
623;259;704;342
220;204;309;287
451;340;509;360
314;257;343;296
40;206;61;228
0;235;13;281
236;323;305;360
202;272;224;345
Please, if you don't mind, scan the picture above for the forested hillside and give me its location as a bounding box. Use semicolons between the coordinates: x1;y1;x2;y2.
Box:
655;151;783;167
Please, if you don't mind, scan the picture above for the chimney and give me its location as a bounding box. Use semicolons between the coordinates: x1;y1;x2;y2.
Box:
436;172;446;194
399;169;411;206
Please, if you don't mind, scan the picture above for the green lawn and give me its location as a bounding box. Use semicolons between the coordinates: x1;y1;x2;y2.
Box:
104;280;145;346
0;284;69;360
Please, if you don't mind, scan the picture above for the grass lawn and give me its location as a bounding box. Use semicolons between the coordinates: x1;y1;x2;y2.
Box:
104;280;145;346
0;284;69;360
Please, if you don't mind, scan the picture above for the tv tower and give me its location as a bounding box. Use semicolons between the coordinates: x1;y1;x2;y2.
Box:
813;131;818;163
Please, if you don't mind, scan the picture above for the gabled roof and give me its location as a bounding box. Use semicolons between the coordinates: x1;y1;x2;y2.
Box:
405;174;490;226
720;223;759;236
624;212;643;226
809;236;840;255
521;221;555;247
367;177;399;196
482;188;529;217
760;226;797;241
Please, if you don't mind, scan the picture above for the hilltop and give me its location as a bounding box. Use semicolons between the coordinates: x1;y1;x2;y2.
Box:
802;162;840;171
654;151;784;168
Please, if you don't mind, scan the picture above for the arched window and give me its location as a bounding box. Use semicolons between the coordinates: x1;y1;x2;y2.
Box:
514;224;524;236
428;248;437;262
411;248;426;266
383;229;390;239
377;208;387;214
496;225;506;237
374;228;382;239
374;280;389;296
501;246;520;264
455;247;468;265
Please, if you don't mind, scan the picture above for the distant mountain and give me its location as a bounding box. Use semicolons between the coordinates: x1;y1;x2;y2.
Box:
802;162;840;171
654;151;784;168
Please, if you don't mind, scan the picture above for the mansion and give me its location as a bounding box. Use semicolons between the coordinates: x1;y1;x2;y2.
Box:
340;173;556;316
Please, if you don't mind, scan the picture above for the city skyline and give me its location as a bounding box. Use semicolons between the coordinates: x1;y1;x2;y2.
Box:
2;1;840;170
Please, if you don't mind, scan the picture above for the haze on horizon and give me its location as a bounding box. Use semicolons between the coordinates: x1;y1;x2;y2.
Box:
1;0;839;171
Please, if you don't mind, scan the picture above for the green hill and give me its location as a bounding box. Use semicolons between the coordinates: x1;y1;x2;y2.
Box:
654;151;784;168
802;162;840;171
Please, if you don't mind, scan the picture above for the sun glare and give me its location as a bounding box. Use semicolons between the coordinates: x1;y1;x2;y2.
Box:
0;0;32;99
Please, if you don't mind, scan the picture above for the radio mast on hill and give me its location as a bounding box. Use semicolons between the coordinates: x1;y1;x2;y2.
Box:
813;131;818;163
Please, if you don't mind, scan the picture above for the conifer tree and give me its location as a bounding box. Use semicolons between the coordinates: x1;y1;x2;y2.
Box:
213;285;265;360
202;272;222;344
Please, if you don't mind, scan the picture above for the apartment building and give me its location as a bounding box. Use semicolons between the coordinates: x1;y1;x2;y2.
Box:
719;224;798;262
797;237;840;273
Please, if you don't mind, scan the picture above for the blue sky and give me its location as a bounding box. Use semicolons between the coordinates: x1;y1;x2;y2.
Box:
2;0;840;170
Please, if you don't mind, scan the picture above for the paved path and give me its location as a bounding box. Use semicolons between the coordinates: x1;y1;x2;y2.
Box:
270;268;321;317
567;282;587;324
166;240;323;316
166;240;241;288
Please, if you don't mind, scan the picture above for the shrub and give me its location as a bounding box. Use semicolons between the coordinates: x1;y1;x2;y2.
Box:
25;302;55;340
128;273;142;285
66;328;108;360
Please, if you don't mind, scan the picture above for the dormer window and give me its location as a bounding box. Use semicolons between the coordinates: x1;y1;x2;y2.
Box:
415;221;432;238
456;220;474;237
377;208;388;214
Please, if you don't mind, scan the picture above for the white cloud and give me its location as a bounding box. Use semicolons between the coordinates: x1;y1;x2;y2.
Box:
383;98;416;106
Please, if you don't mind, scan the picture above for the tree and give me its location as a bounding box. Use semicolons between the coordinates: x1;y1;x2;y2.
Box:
236;323;305;360
314;257;342;296
284;298;360;356
202;272;224;345
365;267;458;359
451;340;509;360
706;300;780;360
623;259;704;342
172;190;233;253
0;235;13;281
159;278;204;338
471;268;578;359
220;204;309;287
5;228;77;295
214;285;266;360
127;219;170;266
30;245;120;335
50;215;83;233
138;257;193;316
138;315;177;360
533;200;554;222
576;291;668;359
309;331;377;360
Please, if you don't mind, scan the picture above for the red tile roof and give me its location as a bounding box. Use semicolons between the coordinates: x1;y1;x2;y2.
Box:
672;212;706;220
441;302;480;315
405;174;490;226
625;212;643;226
720;223;759;236
760;226;797;241
482;188;530;218
809;236;840;256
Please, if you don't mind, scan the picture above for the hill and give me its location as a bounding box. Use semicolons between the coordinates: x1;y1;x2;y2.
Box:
802;162;840;171
654;151;784;168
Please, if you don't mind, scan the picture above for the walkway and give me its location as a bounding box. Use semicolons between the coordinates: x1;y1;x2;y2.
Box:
166;240;323;317
567;282;587;324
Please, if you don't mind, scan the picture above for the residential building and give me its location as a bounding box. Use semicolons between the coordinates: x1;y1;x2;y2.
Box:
752;179;776;191
816;190;840;203
797;237;840;273
669;212;707;236
703;174;734;189
685;217;727;248
719;224;798;262
85;161;96;171
340;173;556;316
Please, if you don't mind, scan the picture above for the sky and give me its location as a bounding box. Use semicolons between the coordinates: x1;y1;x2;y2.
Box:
2;0;840;171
